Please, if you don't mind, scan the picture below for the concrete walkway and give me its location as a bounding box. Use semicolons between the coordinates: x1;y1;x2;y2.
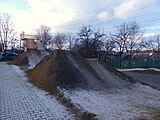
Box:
0;62;55;120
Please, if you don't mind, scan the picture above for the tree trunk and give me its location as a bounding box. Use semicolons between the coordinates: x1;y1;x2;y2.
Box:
119;54;122;68
128;55;132;68
145;53;155;68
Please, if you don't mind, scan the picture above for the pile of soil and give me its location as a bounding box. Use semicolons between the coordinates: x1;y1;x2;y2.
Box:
98;60;136;83
9;50;49;67
27;50;91;91
8;52;29;66
27;50;136;91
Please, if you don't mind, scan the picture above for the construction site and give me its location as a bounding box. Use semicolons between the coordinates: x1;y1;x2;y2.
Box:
1;33;160;120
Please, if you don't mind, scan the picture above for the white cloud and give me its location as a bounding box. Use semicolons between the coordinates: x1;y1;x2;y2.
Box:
26;0;76;23
0;0;76;34
114;0;152;19
96;11;111;21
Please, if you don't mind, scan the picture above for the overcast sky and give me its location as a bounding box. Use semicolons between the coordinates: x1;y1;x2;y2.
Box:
0;0;160;36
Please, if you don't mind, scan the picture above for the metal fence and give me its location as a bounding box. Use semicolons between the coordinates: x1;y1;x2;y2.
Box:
99;56;160;68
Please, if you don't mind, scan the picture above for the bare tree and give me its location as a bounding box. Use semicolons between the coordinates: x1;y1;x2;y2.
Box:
141;36;155;67
76;25;105;58
65;32;76;50
125;22;143;67
141;30;160;67
153;30;160;52
153;30;160;68
0;13;16;51
104;37;115;52
91;29;105;57
76;25;93;57
36;25;52;49
103;37;115;59
110;22;142;67
110;23;129;67
52;33;67;50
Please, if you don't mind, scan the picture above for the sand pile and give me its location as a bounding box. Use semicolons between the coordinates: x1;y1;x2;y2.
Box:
9;50;49;68
27;50;136;91
8;52;29;66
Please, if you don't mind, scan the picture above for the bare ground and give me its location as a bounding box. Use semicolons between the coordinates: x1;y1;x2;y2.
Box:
123;70;160;90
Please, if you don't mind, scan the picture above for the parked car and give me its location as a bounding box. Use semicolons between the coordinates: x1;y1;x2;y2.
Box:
0;51;18;61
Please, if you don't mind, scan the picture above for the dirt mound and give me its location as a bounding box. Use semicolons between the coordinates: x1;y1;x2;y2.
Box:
27;50;136;91
8;52;29;66
97;60;136;83
27;50;93;90
9;50;49;67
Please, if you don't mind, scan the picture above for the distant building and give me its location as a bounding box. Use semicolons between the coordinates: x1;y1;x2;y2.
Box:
20;32;45;51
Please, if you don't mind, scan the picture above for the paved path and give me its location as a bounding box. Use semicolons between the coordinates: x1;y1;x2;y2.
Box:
123;71;160;90
0;62;55;120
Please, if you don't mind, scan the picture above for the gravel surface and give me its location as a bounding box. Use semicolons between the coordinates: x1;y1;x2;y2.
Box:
123;71;160;90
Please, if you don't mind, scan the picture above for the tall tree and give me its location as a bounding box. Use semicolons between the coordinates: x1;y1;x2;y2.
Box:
76;25;93;57
91;29;105;57
110;22;142;67
141;36;155;67
103;37;115;60
65;32;76;50
104;37;115;52
110;22;129;67
36;25;52;49
0;13;16;51
76;25;105;57
141;30;160;67
125;22;143;67
52;33;67;50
